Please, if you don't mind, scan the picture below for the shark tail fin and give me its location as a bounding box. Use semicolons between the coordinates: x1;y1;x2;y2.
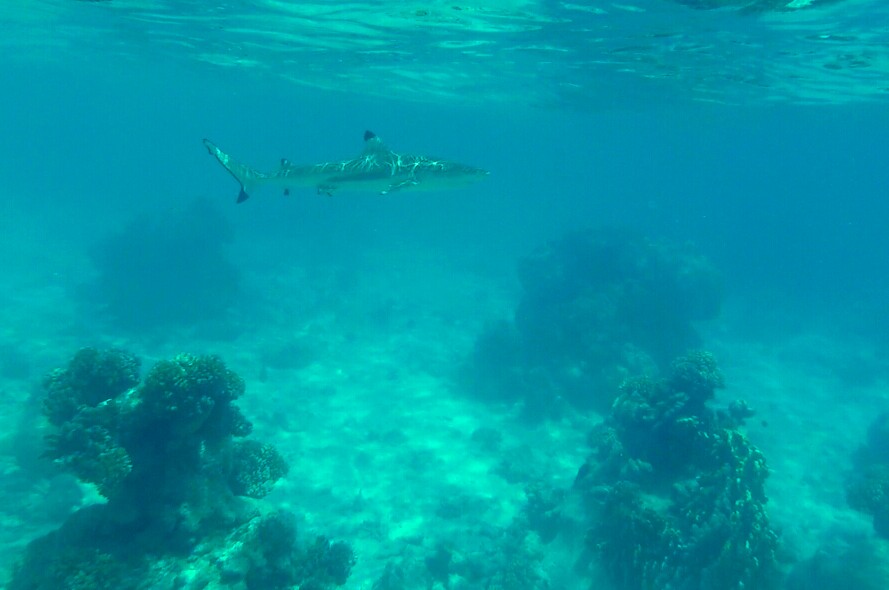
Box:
203;139;262;203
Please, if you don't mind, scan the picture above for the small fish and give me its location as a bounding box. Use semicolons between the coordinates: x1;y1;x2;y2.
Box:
203;130;489;203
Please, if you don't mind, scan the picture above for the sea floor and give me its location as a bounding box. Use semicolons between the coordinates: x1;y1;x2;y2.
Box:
0;225;887;588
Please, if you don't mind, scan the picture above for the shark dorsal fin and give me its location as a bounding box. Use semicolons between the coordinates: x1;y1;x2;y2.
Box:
362;130;389;155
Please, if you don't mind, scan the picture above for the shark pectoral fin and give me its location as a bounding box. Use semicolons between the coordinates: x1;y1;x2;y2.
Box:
381;178;419;195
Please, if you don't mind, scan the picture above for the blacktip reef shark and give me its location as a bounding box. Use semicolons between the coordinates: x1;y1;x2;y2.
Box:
203;131;489;203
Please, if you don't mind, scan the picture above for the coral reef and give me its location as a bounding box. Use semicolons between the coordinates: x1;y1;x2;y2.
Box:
10;348;352;590
228;440;291;499
847;411;889;539
215;513;355;590
85;198;242;333
42;347;140;426
574;352;781;590
462;229;722;414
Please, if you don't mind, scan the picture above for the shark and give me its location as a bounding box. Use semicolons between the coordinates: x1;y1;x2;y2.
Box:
203;130;489;203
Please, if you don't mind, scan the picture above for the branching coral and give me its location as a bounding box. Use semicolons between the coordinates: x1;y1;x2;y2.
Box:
228;439;290;499
9;348;347;590
219;511;303;589
606;352;726;479
39;350;267;504
575;352;780;590
137;353;247;441
40;349;139;499
297;536;357;588
43;404;132;498
42;347;139;426
668;350;724;404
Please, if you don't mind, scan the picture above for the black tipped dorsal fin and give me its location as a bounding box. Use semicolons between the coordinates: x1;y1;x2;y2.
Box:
361;130;388;155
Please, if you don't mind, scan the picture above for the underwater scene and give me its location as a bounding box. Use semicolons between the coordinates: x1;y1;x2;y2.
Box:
2;1;889;589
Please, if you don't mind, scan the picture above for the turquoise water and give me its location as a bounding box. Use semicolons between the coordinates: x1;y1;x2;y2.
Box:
1;1;889;589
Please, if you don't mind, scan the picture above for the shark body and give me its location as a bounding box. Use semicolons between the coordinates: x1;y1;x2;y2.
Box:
203;130;489;203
